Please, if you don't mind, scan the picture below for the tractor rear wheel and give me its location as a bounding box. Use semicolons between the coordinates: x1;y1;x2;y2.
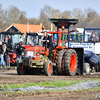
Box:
64;49;78;76
55;49;67;75
44;60;53;76
17;63;26;75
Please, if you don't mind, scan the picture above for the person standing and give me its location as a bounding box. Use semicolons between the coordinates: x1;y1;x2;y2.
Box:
43;31;53;60
3;43;10;68
88;32;99;42
0;40;5;68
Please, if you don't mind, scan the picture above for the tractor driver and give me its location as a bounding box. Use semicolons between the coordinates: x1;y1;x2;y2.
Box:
42;31;53;60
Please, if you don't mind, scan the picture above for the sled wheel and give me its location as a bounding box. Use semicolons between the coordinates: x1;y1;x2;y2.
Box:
55;49;67;74
64;49;78;76
17;63;26;75
84;63;90;75
44;60;53;76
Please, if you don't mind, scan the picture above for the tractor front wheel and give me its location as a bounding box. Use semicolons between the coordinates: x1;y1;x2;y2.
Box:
44;60;53;76
64;49;78;76
17;63;26;75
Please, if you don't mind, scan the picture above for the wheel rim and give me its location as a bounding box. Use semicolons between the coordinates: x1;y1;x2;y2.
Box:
70;53;77;72
62;56;64;71
48;63;52;74
21;64;24;73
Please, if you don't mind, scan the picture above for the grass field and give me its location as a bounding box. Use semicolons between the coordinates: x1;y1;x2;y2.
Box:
0;79;100;89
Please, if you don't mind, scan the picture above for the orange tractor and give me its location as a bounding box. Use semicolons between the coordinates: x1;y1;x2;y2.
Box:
17;18;83;76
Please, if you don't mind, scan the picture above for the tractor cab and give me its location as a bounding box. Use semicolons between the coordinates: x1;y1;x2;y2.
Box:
22;32;44;48
0;32;24;64
23;32;39;48
1;32;24;50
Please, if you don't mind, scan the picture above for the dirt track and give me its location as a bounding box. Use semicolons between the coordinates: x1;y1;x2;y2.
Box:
0;69;100;100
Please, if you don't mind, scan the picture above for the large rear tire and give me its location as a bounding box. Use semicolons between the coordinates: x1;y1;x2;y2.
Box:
55;49;67;75
44;60;53;76
64;49;78;76
17;63;26;75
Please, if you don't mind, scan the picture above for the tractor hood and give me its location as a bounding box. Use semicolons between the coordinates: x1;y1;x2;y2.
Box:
23;45;32;48
25;46;45;52
25;45;49;56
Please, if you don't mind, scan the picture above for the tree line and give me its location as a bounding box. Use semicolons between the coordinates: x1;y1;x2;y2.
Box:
0;4;100;31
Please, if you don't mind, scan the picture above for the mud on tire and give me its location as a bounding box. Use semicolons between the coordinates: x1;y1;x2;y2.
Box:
17;63;27;75
44;60;53;76
55;49;67;75
64;49;78;76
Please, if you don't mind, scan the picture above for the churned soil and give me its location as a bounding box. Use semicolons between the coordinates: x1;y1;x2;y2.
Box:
0;69;100;100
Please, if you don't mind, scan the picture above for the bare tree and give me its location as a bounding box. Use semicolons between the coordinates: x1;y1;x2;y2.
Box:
39;5;61;30
0;4;5;31
84;7;99;22
62;10;72;19
72;8;85;22
28;18;40;25
4;5;26;27
18;14;28;24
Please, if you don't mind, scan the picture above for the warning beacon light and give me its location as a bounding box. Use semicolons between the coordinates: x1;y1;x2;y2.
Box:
62;26;65;30
42;26;45;30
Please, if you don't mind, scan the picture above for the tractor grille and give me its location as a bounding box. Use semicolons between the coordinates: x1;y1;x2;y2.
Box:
23;57;32;67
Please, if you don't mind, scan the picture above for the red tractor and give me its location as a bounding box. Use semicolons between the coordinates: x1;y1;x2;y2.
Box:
17;18;84;76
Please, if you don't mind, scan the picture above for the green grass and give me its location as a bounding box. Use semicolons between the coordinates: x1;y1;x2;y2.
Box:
0;79;100;94
0;80;87;89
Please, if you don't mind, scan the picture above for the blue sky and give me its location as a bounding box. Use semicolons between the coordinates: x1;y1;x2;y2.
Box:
0;0;100;18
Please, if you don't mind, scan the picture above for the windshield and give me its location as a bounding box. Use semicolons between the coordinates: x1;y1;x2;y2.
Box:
26;35;38;45
25;33;44;46
61;32;83;46
1;34;23;50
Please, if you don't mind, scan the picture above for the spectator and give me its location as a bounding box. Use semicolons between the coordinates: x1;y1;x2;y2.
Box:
0;40;5;68
42;31;53;60
88;33;99;42
3;43;10;68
